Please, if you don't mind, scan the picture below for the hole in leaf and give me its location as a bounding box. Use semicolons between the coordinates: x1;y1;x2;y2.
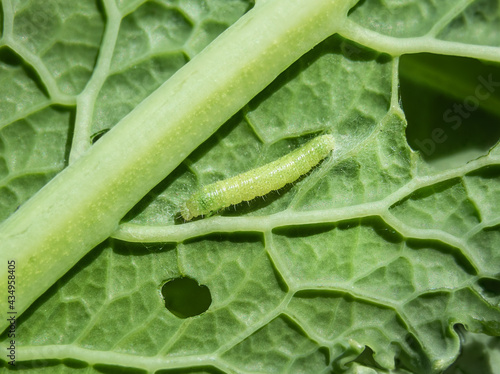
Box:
400;54;500;169
351;346;382;370
444;325;497;374
90;129;109;144
161;277;211;318
478;277;500;298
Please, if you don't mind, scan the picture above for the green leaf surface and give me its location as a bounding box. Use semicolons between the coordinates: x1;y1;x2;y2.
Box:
1;0;500;373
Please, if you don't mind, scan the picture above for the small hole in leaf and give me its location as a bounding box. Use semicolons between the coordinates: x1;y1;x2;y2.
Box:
161;277;211;318
478;277;500;298
90;129;109;144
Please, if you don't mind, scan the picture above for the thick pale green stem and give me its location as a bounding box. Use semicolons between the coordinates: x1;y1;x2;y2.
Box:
0;0;354;332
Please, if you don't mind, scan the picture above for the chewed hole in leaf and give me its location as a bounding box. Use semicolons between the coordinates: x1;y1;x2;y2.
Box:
400;53;500;168
477;277;500;299
90;128;110;144
161;277;211;318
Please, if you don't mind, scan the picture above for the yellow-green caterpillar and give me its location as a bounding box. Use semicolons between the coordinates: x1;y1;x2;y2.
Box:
180;134;335;221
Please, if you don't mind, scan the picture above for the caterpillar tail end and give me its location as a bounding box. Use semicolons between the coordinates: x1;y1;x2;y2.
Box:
180;202;193;221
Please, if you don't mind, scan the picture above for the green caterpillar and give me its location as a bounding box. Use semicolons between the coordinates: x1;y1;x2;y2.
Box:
180;134;335;221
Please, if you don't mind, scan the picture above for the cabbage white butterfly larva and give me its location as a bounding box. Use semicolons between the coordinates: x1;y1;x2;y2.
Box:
180;134;335;221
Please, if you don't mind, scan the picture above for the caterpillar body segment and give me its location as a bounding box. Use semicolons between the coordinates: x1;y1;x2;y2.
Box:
181;134;335;221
